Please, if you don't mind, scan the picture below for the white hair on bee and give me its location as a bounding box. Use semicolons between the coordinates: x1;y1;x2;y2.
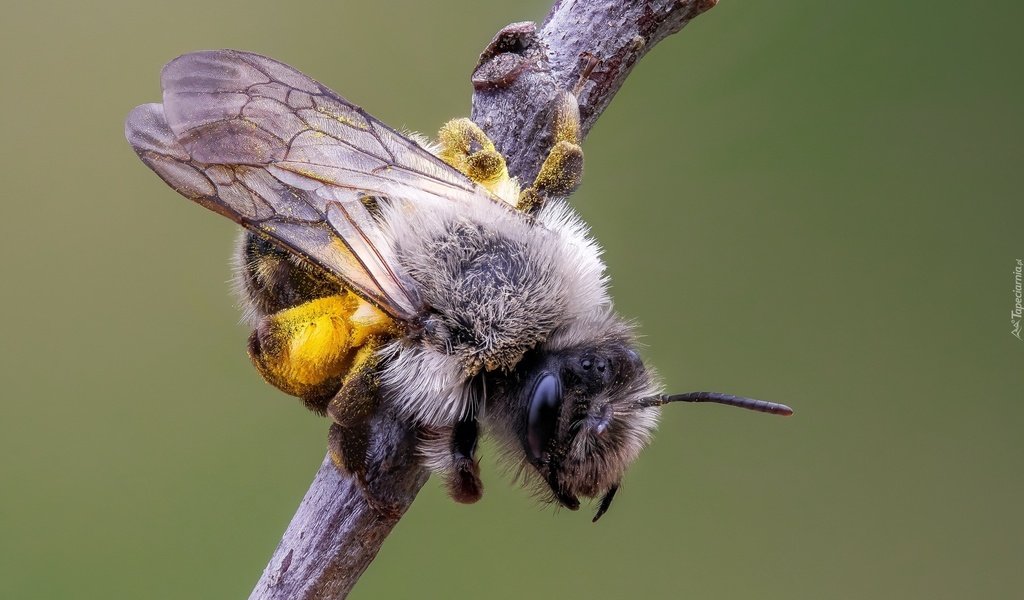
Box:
230;229;266;328
488;173;522;208
415;426;458;473
376;338;477;425
532;199;611;324
402;130;443;157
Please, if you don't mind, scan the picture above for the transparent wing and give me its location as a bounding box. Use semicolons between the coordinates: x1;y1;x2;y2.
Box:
125;49;502;321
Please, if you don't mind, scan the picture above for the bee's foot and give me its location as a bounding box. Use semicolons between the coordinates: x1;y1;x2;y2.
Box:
328;421;370;480
444;455;483;504
354;472;404;520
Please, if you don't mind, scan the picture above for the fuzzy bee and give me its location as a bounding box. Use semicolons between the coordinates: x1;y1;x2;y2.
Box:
125;50;792;521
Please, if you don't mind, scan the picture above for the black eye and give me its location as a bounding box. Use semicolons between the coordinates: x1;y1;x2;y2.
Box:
581;358;593;370
526;372;562;462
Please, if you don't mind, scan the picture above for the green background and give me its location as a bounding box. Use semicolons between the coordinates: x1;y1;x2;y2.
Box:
1;1;1021;598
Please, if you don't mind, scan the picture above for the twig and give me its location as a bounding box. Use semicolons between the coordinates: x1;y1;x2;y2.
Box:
248;1;716;598
248;406;427;600
471;0;718;184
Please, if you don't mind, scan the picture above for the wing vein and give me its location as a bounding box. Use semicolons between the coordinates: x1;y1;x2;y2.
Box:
126;49;519;325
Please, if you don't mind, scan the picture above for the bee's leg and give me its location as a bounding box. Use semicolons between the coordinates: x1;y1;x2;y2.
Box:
247;294;358;414
518;91;585;213
443;415;483;504
325;365;377;480
325;345;379;475
591;483;619;523
324;345;402;516
239;232;357;412
435;118;516;201
247;292;395;414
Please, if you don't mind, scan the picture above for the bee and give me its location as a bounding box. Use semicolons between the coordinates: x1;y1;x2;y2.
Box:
125;50;792;521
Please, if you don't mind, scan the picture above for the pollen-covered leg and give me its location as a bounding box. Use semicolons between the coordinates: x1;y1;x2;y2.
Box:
436;118;518;203
247;293;393;414
519;91;585;212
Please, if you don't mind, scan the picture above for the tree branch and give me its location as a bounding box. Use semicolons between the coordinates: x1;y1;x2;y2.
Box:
248;406;427;600
471;0;717;184
249;1;715;598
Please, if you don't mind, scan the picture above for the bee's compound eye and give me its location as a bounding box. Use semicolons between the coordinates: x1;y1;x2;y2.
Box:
527;372;563;462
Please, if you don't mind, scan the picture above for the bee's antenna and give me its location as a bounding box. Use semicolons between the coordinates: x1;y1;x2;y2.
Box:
639;392;794;416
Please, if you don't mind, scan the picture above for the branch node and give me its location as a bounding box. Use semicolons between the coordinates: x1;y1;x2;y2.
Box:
475;21;538;67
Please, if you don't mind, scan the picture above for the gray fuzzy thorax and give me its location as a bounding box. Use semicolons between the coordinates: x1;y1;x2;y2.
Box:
377;198;611;426
400;218;568;373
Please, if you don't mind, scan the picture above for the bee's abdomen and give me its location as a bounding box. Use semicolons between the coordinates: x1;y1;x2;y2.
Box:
236;232;398;414
237;233;341;318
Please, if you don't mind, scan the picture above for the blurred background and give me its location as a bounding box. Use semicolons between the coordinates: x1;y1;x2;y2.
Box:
1;1;1021;598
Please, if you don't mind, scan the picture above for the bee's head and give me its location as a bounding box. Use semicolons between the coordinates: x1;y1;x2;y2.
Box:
519;340;660;521
482;324;661;521
487;324;794;522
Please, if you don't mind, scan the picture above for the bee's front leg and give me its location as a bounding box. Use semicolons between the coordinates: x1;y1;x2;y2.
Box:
434;106;584;214
444;415;483;504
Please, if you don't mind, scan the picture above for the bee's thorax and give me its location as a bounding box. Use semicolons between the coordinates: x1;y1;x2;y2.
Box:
377;197;609;426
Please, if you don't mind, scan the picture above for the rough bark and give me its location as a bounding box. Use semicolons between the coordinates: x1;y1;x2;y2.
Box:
249;1;715;598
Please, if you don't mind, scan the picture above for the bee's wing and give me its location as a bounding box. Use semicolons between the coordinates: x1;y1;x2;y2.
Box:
125;50;501;322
